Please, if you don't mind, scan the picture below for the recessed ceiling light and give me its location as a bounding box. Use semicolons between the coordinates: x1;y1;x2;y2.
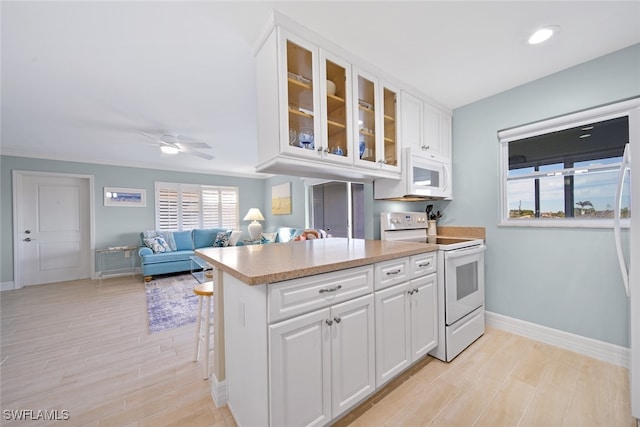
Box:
528;26;559;45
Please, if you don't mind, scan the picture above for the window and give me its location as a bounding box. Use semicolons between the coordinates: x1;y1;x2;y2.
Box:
155;182;239;231
499;98;638;227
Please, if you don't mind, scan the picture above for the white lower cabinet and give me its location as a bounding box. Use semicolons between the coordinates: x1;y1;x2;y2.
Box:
375;273;437;387
269;294;375;426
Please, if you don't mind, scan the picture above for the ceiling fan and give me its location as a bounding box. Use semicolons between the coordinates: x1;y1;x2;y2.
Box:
135;130;215;160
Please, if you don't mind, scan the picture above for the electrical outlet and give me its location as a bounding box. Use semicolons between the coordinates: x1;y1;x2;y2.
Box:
124;250;130;258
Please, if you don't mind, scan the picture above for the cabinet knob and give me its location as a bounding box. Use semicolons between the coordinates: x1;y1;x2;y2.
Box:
333;316;341;324
325;319;333;326
421;145;430;151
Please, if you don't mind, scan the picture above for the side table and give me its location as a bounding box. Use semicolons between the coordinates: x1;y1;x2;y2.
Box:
96;245;138;280
190;255;214;284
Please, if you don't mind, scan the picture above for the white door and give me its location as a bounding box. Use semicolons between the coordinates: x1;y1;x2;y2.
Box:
409;273;438;361
330;294;375;418
14;172;92;287
374;282;410;387
269;308;331;427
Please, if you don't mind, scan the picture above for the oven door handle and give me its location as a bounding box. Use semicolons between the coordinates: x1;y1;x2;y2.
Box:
444;245;486;260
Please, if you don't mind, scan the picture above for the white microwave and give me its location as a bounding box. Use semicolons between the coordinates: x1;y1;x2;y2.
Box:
374;148;452;200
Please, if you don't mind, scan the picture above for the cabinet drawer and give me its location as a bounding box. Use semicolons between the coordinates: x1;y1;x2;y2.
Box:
375;258;410;290
410;252;437;278
268;265;374;322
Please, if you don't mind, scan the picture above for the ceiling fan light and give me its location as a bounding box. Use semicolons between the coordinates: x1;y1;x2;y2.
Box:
160;145;179;155
528;26;559;45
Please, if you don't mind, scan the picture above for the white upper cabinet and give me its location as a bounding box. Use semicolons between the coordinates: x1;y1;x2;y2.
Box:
353;68;400;174
319;50;353;165
254;17;403;181
279;30;322;160
400;90;452;160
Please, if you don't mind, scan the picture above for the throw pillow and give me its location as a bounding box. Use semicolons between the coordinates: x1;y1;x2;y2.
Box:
229;230;243;246
260;232;277;244
213;231;231;247
143;236;170;253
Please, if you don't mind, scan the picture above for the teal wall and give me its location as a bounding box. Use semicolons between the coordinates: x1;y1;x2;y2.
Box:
443;43;640;347
0;156;272;282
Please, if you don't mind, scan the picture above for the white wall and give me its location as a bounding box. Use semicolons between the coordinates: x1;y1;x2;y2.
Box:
444;43;640;347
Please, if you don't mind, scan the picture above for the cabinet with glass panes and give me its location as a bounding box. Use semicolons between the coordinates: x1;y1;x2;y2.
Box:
254;19;401;180
353;68;400;174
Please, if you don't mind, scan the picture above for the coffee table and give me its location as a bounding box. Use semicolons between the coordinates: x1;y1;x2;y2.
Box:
190;255;213;284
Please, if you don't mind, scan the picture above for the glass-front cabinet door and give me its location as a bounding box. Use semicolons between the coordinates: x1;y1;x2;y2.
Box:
354;69;378;167
353;68;400;173
281;31;321;159
319;51;352;164
381;85;399;170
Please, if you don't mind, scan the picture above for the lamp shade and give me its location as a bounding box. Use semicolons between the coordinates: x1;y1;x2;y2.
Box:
243;208;265;222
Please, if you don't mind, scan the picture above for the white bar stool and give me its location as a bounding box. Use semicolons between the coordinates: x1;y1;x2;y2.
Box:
193;281;214;379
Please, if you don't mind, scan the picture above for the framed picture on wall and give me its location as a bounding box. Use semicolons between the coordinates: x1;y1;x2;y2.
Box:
271;182;291;215
104;187;146;207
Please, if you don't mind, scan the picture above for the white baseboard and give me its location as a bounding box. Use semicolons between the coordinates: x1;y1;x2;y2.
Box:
211;376;227;407
485;311;630;368
0;281;16;291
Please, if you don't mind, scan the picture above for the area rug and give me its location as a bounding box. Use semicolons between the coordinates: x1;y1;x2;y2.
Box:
145;274;200;334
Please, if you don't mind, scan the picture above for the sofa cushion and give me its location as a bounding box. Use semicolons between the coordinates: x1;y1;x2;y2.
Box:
213;231;231;247
193;228;228;249
142;250;195;264
143;236;171;253
173;231;193;251
142;230;176;251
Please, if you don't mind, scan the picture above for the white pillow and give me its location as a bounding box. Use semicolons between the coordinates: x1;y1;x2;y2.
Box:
229;230;243;246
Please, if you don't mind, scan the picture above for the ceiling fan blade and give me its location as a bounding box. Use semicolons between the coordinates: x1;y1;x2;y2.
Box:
180;146;215;160
133;130;161;141
179;141;211;149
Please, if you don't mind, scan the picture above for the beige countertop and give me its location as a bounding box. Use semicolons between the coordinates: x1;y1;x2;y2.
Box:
196;238;437;285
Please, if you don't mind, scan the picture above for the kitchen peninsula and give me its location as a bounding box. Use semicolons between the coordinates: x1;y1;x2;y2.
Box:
196;238;438;426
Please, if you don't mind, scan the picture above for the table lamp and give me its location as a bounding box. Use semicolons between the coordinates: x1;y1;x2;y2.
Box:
243;208;265;241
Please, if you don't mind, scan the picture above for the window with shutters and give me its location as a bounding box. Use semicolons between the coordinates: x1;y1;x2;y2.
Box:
155;182;239;231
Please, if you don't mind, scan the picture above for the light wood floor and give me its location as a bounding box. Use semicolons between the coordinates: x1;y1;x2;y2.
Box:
1;274;635;426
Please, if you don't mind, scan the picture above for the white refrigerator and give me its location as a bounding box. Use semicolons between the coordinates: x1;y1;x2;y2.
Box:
615;107;639;422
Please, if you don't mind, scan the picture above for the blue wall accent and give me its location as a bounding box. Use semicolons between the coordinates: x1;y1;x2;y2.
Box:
0;156;267;282
445;43;640;347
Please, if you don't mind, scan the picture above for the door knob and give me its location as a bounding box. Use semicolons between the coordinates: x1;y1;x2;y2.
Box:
23;237;33;242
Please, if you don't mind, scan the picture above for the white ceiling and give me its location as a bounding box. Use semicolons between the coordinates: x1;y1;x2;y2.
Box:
2;1;639;177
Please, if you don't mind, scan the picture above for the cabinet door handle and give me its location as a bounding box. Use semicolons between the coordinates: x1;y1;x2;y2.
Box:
418;262;431;267
319;285;342;294
413;288;419;294
386;269;401;276
408;289;415;295
325;319;333;326
333;316;341;324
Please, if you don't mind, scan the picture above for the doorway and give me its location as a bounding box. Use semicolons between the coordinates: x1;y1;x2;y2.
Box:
309;181;364;238
13;171;94;288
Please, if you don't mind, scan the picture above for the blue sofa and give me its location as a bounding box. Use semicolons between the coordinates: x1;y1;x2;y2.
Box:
138;228;243;281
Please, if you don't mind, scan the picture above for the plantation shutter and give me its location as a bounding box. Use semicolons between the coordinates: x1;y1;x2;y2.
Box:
180;185;200;231
155;182;239;230
157;184;179;231
220;188;239;229
202;187;219;229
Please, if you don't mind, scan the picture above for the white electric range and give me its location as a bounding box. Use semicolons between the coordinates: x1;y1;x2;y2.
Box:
381;211;486;362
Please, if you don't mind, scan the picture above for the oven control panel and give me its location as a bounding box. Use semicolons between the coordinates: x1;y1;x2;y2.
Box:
381;211;428;230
